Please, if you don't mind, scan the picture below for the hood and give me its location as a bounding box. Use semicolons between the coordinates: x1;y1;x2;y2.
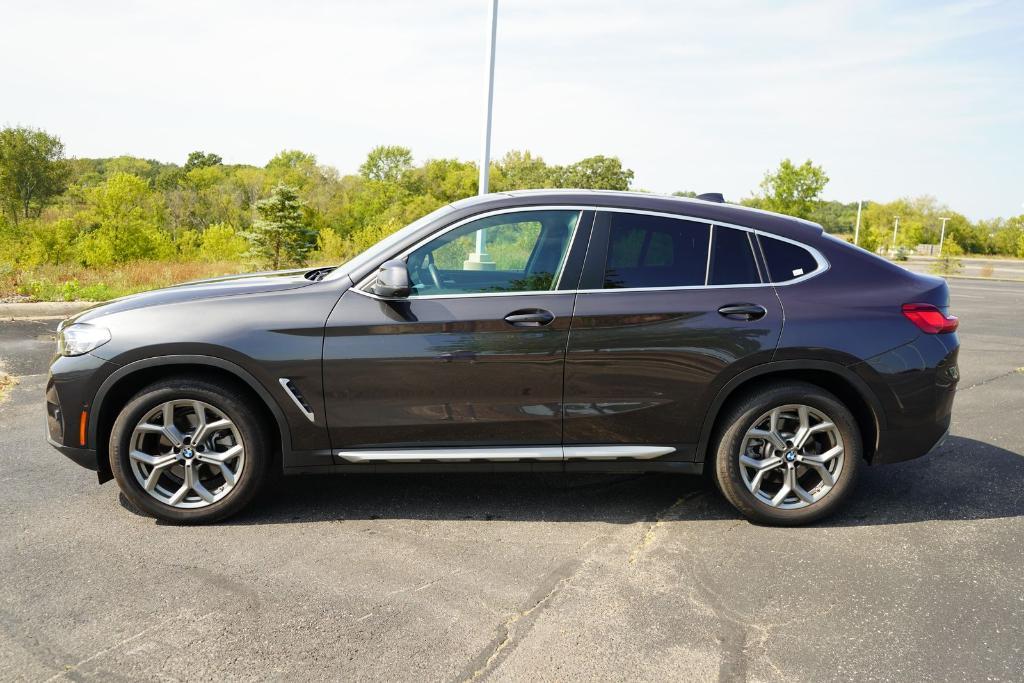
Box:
67;268;317;324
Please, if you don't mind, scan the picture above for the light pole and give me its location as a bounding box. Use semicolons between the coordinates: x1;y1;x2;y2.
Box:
938;216;950;257
854;200;862;246
466;0;499;271
478;0;498;196
891;216;900;254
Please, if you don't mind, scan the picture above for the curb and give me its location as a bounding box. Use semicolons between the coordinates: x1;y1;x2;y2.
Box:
0;301;96;319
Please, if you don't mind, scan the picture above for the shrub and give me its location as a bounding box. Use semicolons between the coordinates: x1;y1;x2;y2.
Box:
200;223;248;262
313;227;351;263
931;238;964;276
176;229;202;259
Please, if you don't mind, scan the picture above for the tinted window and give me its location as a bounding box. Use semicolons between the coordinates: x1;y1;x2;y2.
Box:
604;213;709;288
709;227;760;285
404;209;579;296
759;236;818;282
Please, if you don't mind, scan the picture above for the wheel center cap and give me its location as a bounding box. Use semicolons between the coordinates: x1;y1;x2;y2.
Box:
785;451;797;462
181;446;195;459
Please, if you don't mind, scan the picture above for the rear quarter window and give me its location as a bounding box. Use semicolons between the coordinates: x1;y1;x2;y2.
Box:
759;236;819;282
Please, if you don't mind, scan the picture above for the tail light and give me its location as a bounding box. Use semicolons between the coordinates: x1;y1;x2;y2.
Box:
902;303;958;334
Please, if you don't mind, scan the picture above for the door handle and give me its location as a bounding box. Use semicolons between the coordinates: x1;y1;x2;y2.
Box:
504;309;555;327
718;303;767;321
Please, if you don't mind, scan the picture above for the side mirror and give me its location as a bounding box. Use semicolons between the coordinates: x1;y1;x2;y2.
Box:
371;260;411;298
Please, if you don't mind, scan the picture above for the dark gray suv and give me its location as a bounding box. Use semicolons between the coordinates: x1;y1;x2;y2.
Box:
46;190;960;525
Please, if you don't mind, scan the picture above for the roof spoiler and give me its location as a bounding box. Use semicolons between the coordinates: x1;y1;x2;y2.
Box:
696;192;725;203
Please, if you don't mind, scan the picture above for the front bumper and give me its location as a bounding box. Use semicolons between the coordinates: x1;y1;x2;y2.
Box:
45;352;119;475
46;432;99;470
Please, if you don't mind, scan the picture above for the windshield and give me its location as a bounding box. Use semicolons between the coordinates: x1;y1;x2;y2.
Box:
322;203;457;281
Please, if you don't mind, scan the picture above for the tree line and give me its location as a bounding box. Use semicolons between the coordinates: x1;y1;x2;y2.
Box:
1;126;1022;287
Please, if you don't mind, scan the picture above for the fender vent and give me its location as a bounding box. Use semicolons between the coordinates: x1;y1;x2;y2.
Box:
279;378;315;422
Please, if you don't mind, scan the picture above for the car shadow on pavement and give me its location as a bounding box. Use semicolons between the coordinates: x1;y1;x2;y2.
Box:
120;436;1022;527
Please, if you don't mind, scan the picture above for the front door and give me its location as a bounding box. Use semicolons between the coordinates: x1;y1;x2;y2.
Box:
323;209;591;453
563;210;784;460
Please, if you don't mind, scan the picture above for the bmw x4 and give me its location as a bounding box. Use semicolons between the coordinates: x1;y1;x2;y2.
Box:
45;190;960;525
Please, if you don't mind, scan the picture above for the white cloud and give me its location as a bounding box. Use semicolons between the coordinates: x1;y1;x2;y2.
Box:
1;0;1021;219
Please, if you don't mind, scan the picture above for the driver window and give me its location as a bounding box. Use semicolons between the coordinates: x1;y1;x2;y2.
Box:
405;210;580;296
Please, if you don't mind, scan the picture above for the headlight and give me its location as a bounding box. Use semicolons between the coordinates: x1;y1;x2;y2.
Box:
58;323;111;357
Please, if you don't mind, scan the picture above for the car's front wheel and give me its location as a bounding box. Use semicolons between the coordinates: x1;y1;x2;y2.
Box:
712;381;862;526
109;377;271;523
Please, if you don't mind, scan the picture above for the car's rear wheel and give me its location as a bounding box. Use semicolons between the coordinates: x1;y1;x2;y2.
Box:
712;382;862;525
109;377;271;523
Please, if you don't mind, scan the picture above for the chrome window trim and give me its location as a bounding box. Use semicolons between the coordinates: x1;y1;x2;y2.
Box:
351;204;830;301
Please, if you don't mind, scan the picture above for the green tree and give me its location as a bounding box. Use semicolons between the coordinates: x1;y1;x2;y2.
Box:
265;150;320;189
105;156;154;179
0;126;71;223
183;151;222;172
558;155;634;190
77;172;171;265
244;183;315;269
759;159;829;219
494;150;552;190
359;145;413;182
200;222;248;262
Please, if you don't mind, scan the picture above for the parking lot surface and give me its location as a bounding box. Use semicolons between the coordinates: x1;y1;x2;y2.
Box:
1;279;1021;681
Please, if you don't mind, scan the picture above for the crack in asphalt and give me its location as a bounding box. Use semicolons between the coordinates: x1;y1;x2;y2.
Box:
458;559;582;683
957;366;1024;392
628;491;704;565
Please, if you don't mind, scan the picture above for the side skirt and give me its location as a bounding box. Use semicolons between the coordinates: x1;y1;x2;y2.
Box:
334;444;675;464
281;445;703;475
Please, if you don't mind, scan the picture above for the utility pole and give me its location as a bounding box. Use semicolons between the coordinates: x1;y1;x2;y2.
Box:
938;216;950;257
466;0;499;271
854;200;862;245
891;216;900;254
478;0;498;196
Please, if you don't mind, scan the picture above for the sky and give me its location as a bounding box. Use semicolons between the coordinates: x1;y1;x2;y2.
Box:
2;0;1022;220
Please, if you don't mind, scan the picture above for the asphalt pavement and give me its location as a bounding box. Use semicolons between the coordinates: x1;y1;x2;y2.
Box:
0;279;1021;681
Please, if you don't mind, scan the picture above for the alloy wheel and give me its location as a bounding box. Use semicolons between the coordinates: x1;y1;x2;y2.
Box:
738;404;844;509
128;399;244;509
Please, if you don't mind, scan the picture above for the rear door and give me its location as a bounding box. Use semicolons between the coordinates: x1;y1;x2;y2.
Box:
563;210;783;461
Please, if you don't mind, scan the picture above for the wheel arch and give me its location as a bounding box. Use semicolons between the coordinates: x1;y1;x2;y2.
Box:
90;355;289;483
697;360;883;468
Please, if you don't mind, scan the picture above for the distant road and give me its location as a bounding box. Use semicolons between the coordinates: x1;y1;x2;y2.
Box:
900;255;1024;281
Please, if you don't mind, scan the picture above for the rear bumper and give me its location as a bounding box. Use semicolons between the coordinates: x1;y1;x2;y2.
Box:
854;332;959;465
872;417;951;465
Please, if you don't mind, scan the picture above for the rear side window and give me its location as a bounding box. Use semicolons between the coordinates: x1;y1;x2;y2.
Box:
709;227;760;285
604;213;709;288
759;235;819;282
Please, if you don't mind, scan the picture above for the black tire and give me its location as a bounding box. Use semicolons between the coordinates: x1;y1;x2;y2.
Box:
109;377;271;524
712;381;862;526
